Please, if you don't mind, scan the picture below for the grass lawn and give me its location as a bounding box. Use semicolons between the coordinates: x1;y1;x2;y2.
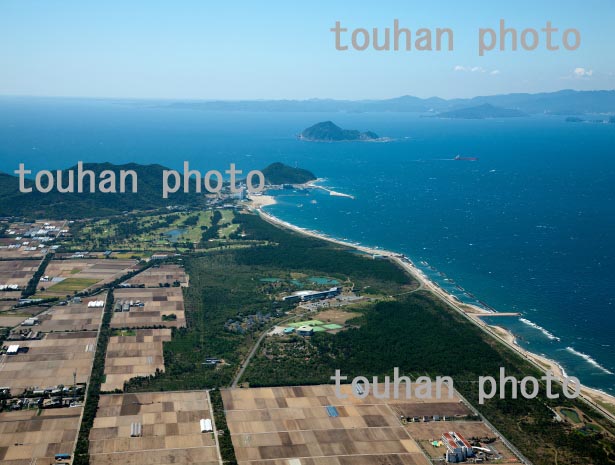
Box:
45;277;100;293
112;329;137;336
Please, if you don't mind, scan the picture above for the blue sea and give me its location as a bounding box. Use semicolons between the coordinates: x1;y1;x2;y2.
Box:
1;97;614;395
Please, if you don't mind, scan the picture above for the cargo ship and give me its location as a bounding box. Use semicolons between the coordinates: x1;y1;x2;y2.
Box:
454;155;479;161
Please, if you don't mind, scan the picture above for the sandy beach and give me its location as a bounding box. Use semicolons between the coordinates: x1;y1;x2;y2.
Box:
248;203;615;421
246;193;277;209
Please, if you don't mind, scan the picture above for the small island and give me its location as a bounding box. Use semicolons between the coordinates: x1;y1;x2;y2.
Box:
566;116;615;124
299;121;381;142
435;103;527;119
261;162;316;185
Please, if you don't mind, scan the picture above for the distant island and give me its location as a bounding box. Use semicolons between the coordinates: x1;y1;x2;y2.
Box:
165;90;615;116
262;162;316;185
299;121;381;142
566;116;615;124
434;103;528;119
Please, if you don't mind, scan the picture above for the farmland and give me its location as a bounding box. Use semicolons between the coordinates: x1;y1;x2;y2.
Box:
110;287;186;329
88;391;220;465
101;328;172;392
0;331;98;395
0;407;83;465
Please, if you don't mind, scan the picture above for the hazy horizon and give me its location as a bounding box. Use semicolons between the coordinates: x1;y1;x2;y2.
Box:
1;87;614;103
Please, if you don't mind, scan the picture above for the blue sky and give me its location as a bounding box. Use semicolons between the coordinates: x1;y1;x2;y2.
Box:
0;0;613;99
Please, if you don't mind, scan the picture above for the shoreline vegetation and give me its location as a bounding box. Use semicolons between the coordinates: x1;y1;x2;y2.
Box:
246;191;615;420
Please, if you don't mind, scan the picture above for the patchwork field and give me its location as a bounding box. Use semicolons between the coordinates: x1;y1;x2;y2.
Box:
222;385;432;465
0;331;98;395
37;259;138;297
89;391;220;465
0;301;15;312
34;295;106;332
0;315;29;328
0;407;82;465
111;287;186;328
0;259;40;298
125;264;189;288
101;328;172;392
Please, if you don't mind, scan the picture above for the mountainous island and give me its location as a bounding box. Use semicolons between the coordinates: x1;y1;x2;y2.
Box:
262;162;316;185
299;121;381;142
434;103;528;119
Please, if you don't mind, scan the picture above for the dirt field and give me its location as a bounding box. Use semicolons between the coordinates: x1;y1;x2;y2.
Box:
222;385;431;465
37;259;138;297
32;294;106;332
0;331;98;395
0;315;29;327
89;391;220;465
0;407;82;465
312;309;360;326
0;259;41;299
101;328;172;392
125;264;189;288
0;302;15;312
111;287;186;328
389;401;471;418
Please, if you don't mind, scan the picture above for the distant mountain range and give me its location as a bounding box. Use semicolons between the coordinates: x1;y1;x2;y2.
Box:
433;103;528;119
164;90;615;115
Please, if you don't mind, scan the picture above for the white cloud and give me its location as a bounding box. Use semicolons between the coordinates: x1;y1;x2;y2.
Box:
454;65;499;75
573;67;593;78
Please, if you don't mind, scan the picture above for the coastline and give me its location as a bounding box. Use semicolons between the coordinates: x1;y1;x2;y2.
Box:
246;199;615;420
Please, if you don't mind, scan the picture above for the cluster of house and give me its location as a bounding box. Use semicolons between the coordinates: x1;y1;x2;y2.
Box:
0;385;84;411
114;299;143;312
0;284;20;291
2;222;67;252
224;311;275;334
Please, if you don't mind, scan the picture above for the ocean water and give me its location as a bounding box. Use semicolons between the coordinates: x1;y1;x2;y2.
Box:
1;97;614;394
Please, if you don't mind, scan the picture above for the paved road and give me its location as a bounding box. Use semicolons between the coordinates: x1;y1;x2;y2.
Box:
231;313;304;388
